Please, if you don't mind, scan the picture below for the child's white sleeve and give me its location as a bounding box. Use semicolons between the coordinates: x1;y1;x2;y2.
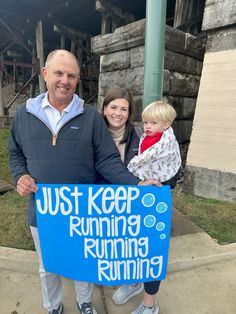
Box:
127;146;159;172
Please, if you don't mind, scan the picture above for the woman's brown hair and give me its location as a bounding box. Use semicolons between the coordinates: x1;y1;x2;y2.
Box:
102;86;135;144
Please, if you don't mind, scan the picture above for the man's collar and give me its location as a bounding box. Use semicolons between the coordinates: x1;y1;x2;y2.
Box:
42;92;75;113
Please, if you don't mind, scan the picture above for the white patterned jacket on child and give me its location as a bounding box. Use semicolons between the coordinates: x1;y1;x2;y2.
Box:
127;127;181;182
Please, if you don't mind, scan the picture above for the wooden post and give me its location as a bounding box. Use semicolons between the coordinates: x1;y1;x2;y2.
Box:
71;40;76;55
0;70;4;116
61;33;66;49
112;20;118;33
30;47;36;98
86;37;93;100
96;0;134;34
101;12;110;34
35;20;46;93
77;40;83;98
13;58;16;81
174;0;188;28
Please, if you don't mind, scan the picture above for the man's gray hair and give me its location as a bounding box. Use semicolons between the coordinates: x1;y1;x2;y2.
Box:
45;49;80;72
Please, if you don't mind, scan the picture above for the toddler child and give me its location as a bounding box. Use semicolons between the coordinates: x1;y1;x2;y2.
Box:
128;100;181;183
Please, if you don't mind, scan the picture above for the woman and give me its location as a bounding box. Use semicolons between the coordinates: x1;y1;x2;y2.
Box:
101;86;161;314
101;86;142;167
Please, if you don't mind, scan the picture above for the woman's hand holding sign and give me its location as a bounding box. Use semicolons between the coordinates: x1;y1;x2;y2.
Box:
139;180;162;187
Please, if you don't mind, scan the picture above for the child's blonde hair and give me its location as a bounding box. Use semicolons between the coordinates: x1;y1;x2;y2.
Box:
142;101;177;124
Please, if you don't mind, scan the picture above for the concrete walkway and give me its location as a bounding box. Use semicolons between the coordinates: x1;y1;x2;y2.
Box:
1;209;236;314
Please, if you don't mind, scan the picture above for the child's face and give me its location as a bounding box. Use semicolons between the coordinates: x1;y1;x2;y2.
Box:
143;118;170;136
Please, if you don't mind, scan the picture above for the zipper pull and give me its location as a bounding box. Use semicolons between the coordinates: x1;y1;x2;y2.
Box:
52;135;57;146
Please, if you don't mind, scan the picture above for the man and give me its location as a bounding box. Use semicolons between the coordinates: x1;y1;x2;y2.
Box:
8;49;160;314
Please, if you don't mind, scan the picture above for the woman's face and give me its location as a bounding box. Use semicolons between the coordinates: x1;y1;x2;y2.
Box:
104;98;129;130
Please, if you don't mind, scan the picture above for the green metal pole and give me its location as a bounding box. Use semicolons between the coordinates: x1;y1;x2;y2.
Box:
143;0;167;109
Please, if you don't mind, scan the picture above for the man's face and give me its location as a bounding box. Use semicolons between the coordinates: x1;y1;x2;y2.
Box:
41;53;80;109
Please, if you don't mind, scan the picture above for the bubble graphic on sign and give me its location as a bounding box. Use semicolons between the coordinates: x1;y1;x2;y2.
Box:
142;193;155;207
144;215;156;228
160;234;166;240
156;202;168;213
156;222;165;231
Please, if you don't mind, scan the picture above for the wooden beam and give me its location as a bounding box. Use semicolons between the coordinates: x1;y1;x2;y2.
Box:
60;33;66;49
53;23;90;56
0;17;32;56
0;17;17;39
71;40;76;54
0;71;4;117
77;39;83;98
96;0;105;12
35;20;46;93
54;22;89;41
174;0;205;34
96;0;134;23
30;48;36;98
112;20;117;33
0;41;16;55
6;72;38;111
6;51;23;58
101;12;111;34
174;0;190;28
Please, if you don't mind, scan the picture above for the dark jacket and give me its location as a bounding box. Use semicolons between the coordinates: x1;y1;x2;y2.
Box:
8;94;140;226
97;124;141;184
124;124;141;166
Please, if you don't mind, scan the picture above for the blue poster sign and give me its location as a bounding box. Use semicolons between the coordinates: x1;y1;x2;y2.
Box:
35;184;172;286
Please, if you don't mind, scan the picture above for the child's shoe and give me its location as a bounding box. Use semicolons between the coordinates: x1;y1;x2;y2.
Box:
131;302;159;314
